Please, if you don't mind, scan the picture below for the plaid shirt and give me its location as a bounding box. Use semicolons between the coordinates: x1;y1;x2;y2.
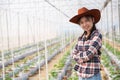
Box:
71;29;102;78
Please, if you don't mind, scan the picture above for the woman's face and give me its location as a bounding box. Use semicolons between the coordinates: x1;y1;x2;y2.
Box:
78;16;94;32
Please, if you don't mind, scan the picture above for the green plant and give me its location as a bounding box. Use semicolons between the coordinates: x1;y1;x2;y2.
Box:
49;69;58;78
14;73;19;77
49;75;56;80
24;66;29;71
5;74;12;80
23;58;28;63
54;50;70;69
68;71;78;80
113;74;120;80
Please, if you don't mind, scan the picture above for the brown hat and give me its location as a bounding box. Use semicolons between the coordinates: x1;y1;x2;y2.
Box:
69;7;101;24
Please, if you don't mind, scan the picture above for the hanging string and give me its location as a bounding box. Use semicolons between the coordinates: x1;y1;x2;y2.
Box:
44;5;49;80
27;15;30;45
17;12;21;47
7;0;15;79
0;12;5;80
35;0;41;79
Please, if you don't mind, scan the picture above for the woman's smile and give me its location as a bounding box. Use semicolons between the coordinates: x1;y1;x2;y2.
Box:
79;16;94;33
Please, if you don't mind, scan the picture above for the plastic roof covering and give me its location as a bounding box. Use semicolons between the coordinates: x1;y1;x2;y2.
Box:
0;0;107;18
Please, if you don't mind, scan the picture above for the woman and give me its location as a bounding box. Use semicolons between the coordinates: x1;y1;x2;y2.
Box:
69;7;102;80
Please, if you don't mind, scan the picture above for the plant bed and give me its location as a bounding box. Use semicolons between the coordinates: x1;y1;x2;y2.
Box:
11;73;28;80
27;42;71;78
0;38;60;59
49;42;75;80
101;48;120;80
103;41;120;59
0;40;60;68
102;46;120;70
56;56;72;80
1;42;67;79
0;38;75;80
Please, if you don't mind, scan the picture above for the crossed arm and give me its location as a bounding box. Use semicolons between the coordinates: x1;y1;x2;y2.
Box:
71;34;102;64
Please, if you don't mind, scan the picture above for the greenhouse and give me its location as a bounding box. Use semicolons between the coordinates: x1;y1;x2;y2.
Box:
0;0;120;80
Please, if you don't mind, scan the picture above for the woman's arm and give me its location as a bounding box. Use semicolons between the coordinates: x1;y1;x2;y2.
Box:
71;44;79;59
74;33;102;64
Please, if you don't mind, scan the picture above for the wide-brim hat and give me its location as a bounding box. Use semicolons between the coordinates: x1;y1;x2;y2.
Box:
69;7;101;24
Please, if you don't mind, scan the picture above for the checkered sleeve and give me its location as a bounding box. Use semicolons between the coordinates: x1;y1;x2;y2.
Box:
71;44;79;59
76;33;102;64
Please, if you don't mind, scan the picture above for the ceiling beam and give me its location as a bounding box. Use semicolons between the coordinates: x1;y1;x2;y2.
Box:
101;0;111;11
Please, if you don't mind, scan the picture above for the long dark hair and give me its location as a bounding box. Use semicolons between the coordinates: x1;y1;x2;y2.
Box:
84;23;96;40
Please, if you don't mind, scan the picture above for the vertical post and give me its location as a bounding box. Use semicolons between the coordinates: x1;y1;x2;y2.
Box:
0;11;5;80
27;15;30;45
17;13;21;47
106;5;109;40
44;5;49;80
103;8;107;46
110;0;116;55
118;0;120;39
